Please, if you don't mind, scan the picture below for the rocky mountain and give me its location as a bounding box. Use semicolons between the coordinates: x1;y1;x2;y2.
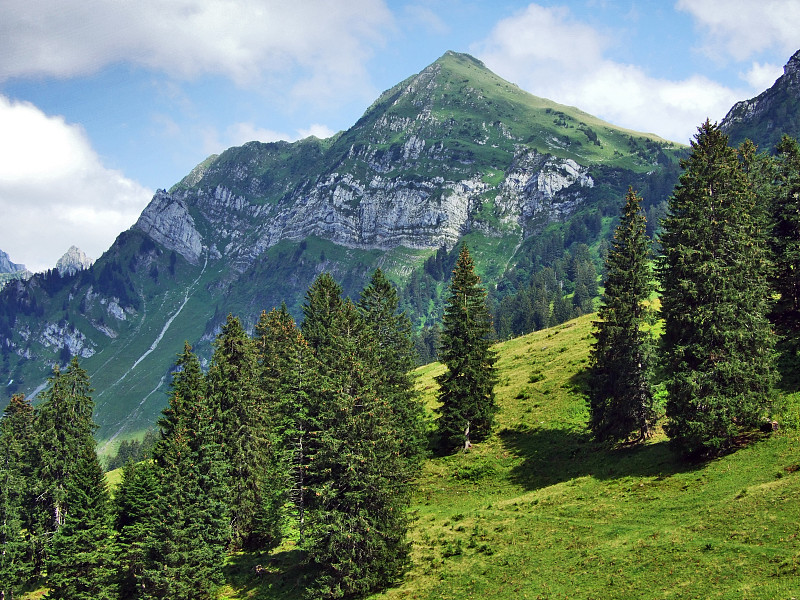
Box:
55;246;94;277
721;49;800;151
0;250;30;292
0;249;25;274
0;51;691;444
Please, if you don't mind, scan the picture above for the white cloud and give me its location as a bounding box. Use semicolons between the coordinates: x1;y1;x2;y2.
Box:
298;124;337;140
676;0;800;62
472;3;744;143
741;62;783;90
0;0;393;102
0;96;152;272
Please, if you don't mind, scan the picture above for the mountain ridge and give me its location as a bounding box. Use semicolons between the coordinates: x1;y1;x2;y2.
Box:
3;49;792;445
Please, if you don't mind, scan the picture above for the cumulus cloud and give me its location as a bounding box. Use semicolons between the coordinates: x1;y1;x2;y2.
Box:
676;0;800;62
0;96;153;272
298;123;337;140
0;0;393;102
741;62;783;90
472;4;745;143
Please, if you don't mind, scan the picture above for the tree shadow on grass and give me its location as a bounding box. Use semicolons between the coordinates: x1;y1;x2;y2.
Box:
498;424;701;492
223;548;306;600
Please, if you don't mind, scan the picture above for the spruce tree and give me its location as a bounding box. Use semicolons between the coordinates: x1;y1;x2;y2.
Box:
114;460;159;599
32;358;116;599
45;444;117;600
0;394;35;598
255;305;313;539
301;275;414;598
770;135;800;384
436;245;498;451
143;344;230;599
358;269;427;467
589;187;656;442
207;315;283;551
658;121;776;458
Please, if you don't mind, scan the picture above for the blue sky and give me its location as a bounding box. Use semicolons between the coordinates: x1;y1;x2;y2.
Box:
1;0;799;272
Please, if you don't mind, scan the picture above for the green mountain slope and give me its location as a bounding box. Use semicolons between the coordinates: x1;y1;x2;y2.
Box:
205;314;799;599
721;49;800;151
1;51;688;444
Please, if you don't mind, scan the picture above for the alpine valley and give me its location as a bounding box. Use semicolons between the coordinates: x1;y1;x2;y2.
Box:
2;50;799;446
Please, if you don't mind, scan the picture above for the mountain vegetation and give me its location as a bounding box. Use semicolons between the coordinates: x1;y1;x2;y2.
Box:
588;187;656;443
436;245;498;451
3;45;800;599
0;51;685;443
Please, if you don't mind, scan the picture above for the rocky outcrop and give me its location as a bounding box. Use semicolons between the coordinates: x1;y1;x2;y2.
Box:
720;49;800;148
39;322;95;358
134;190;204;264
56;245;94;276
150;150;593;269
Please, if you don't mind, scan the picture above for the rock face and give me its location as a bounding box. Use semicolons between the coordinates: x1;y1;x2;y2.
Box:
134;191;204;264
55;246;94;276
721;49;800;149
137;52;650;271
0;249;25;274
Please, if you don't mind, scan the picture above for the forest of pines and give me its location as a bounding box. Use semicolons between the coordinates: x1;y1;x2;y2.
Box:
1;122;799;599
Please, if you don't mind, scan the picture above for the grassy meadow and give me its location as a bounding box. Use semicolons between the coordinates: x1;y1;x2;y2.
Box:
215;313;799;600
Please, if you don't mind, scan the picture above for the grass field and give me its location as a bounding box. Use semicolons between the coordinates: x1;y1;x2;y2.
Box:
216;313;800;600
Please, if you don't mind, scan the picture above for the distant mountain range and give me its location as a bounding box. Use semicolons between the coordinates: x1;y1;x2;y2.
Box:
2;49;799;446
0;249;26;275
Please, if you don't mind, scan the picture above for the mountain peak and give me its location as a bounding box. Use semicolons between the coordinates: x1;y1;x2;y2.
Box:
55;245;94;276
785;49;800;76
435;50;487;69
0;249;25;274
720;47;800;150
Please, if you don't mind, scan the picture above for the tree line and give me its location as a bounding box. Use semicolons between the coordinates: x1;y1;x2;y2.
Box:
589;123;800;457
0;256;498;599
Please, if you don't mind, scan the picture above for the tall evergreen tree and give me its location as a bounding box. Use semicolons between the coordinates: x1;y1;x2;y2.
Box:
255;305;313;539
207;315;283;551
658;121;776;458
436;245;498;451
45;444;117;600
0;394;35;598
358;269;427;467
114;460;160;599
589;187;656;442
770;135;800;385
301;275;415;598
31;358;116;599
142;344;229;599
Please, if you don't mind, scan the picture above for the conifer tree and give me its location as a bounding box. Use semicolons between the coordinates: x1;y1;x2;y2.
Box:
770;135;800;383
46;444;117;600
143;344;229;599
207;315;283;551
32;358;116;598
589;187;656;442
255;305;313;538
658;121;776;458
114;460;159;599
301;275;414;598
358;269;427;467
0;394;35;598
436;245;498;451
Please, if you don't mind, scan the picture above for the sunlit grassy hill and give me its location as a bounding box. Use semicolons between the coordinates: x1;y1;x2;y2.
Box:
93;314;800;600
217;314;800;600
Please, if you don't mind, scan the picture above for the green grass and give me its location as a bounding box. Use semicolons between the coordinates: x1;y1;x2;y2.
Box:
22;313;800;600
215;313;800;599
